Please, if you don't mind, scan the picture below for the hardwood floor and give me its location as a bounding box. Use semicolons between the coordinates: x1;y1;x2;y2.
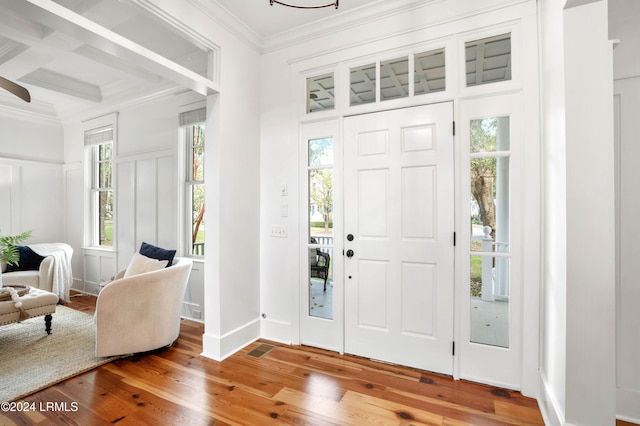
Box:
0;292;576;425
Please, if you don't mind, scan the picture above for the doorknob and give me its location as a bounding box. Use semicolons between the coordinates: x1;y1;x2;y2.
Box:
347;234;354;241
346;249;354;258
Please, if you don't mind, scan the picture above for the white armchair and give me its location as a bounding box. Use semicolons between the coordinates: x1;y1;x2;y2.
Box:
1;256;55;292
95;257;193;357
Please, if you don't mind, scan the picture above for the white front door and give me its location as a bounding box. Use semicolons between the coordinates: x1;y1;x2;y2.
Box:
343;103;455;375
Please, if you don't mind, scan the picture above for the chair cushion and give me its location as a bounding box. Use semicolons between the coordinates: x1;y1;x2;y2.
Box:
4;246;45;272
139;242;176;267
124;252;168;278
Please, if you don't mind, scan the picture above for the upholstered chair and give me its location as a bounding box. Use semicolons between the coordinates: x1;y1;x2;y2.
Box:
95;257;193;357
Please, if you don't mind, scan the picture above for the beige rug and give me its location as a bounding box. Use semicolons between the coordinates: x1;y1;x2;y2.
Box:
0;305;120;402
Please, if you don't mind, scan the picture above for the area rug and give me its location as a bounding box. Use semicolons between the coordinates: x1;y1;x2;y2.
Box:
0;305;120;402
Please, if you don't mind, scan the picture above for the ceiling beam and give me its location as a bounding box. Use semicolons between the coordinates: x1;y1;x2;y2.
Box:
0;0;219;96
19;68;102;102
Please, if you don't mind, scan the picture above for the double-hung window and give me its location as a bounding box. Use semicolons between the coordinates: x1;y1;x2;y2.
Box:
180;108;206;257
85;125;114;247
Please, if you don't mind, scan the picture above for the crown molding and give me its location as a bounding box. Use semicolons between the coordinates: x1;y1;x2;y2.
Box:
127;0;221;52
58;85;184;125
262;0;429;54
0;92;61;126
185;0;263;53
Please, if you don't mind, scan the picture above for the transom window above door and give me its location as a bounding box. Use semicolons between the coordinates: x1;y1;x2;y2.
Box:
465;33;512;87
305;47;447;113
348;48;446;107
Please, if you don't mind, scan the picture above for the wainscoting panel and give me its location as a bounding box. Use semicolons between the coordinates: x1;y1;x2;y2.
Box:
0;165;12;231
116;161;135;270
64;165;84;288
156;155;176;250
82;249;117;294
182;260;204;321
135;157;158;245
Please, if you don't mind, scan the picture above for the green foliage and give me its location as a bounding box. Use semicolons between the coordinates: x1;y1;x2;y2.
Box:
310;222;333;229
0;229;32;266
470;118;498;188
470;255;482;298
309;169;333;232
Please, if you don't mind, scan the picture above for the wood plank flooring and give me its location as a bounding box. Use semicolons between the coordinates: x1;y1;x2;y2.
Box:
0;291;616;425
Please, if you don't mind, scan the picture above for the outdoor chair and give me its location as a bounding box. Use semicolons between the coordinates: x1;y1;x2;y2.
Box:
309;237;330;291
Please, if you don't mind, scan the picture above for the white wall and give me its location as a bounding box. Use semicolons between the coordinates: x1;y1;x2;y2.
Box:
62;92;207;321
538;1;617;425
564;2;616;424
0;114;64;246
259;0;541;395
122;0;263;359
0;114;63;164
615;75;640;424
537;0;568;423
611;3;640;422
203;43;262;359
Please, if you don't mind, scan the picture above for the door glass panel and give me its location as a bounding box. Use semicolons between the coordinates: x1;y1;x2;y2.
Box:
307;73;335;113
470;116;510;153
380;56;409;101
309;169;334;239
465;33;512;87
470;117;510;251
470;116;510;348
470;156;510;251
309;246;333;319
350;63;376;106
308;138;334;319
308;137;333;167
414;48;446;95
470;255;510;348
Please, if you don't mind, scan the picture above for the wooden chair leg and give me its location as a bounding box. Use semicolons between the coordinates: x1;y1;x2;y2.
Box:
45;314;53;335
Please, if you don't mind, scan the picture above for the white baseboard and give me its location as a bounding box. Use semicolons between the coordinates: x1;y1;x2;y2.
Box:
617;387;640;424
260;317;293;345
538;374;564;426
201;318;260;361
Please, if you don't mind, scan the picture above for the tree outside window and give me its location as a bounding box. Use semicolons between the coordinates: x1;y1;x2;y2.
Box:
308;137;333;236
186;122;205;256
95;142;113;246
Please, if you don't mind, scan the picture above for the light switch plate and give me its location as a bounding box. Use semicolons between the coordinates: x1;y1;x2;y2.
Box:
271;225;288;237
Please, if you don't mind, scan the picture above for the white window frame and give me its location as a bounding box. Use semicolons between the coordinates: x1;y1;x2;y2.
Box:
84;114;117;250
179;107;206;258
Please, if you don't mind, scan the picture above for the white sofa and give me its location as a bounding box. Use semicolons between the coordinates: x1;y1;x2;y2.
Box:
94;257;193;357
1;256;55;292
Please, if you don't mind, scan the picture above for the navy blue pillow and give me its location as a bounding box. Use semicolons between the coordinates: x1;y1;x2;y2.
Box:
5;246;45;272
139;242;176;267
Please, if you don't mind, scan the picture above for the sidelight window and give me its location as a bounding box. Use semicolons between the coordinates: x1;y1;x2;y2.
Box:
308;137;334;319
469;116;511;348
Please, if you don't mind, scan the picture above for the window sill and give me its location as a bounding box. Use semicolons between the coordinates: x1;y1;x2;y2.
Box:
82;246;116;253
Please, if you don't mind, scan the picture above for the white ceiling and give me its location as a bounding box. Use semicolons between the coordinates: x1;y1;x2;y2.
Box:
0;0;637;123
609;0;640;79
0;0;211;122
0;0;382;122
214;0;378;39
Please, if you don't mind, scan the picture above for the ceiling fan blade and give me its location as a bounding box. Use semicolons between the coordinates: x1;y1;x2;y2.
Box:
0;76;31;103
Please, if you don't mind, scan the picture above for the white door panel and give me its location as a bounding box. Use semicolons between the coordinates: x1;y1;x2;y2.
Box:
344;103;454;374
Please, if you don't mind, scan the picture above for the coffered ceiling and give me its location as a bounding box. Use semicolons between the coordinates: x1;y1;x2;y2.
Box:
0;0;212;122
0;0;388;123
